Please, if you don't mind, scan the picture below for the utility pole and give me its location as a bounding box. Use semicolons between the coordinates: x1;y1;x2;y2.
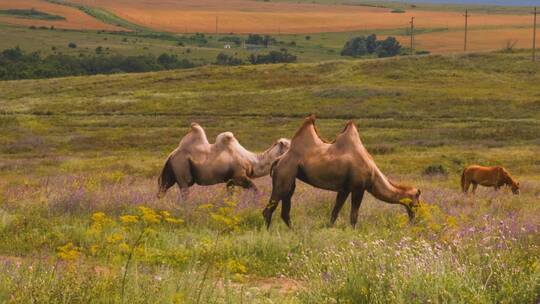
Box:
533;6;537;62
410;17;415;55
464;9;470;52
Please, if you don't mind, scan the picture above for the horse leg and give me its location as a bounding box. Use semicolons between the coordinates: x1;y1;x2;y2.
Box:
350;189;365;228
280;182;296;228
330;191;350;226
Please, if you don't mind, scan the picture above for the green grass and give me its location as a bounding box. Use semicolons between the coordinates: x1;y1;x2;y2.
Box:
0;8;65;20
0;51;539;302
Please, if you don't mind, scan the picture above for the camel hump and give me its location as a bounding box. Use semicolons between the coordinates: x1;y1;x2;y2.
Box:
215;131;237;147
190;122;203;132
343;121;358;133
334;120;360;146
305;114;316;124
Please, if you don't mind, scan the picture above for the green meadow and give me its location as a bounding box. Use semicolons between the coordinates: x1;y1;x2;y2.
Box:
0;50;539;302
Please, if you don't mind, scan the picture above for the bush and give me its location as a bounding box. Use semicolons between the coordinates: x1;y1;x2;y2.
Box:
218;36;242;46
68;42;77;49
215;53;243;66
246;34;275;47
423;164;448;176
248;49;296;64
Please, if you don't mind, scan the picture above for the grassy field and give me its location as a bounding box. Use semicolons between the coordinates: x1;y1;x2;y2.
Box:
0;51;539;302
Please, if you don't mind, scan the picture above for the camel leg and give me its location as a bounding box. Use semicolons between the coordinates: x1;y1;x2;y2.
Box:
404;204;415;221
176;184;190;201
280;182;296;228
230;175;259;192
330;191;350;226
263;193;280;229
350;189;365;228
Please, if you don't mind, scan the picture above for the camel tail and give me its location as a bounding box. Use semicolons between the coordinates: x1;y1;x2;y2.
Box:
460;168;467;193
157;156;177;198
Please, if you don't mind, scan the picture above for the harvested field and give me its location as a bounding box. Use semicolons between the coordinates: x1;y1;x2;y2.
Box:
412;28;535;53
69;0;531;34
0;0;124;31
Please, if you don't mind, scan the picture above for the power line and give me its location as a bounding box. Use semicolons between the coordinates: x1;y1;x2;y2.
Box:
464;9;470;52
533;6;537;62
410;17;415;55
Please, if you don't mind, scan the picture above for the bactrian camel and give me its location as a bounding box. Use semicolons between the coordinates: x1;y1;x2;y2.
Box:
158;123;290;198
264;115;421;228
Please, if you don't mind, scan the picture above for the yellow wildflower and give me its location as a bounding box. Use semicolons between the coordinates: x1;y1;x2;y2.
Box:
120;215;139;225
118;242;130;253
165;217;184;225
138;206;161;224
57;242;81;261
106;233;123;244
92;212;108;223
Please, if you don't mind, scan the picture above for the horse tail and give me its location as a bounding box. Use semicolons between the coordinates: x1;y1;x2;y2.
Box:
460;168;467;193
157;156;177;198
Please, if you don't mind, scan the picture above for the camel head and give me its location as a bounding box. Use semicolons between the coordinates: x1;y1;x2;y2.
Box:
269;138;291;158
401;187;422;208
272;138;291;158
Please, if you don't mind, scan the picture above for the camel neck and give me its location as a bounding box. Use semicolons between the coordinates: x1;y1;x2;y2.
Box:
368;167;407;204
251;148;274;178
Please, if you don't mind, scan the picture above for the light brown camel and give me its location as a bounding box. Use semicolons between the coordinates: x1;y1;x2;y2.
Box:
461;165;520;195
158;123;290;198
263;115;421;228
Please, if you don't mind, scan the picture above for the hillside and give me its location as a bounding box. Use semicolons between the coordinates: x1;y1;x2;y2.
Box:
0;51;539;302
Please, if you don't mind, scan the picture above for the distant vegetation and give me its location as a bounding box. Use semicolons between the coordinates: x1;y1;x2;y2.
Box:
246;34;277;47
248;49;297;64
0;47;196;80
0;8;65;20
341;34;402;58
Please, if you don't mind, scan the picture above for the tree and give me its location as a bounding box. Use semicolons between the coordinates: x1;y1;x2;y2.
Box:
341;37;368;57
341;35;401;58
376;37;401;58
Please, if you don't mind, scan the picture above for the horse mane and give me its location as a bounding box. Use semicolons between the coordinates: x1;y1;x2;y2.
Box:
500;168;518;186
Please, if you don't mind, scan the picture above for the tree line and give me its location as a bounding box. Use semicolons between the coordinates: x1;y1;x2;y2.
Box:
0;47;196;80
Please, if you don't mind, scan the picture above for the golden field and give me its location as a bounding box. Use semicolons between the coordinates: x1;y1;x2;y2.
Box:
0;0;123;31
69;0;532;34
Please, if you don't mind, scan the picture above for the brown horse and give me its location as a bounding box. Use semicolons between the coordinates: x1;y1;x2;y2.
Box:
461;165;520;195
264;115;421;229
